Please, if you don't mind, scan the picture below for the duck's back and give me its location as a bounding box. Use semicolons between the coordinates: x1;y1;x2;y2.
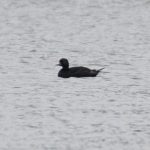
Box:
69;67;93;77
58;66;100;78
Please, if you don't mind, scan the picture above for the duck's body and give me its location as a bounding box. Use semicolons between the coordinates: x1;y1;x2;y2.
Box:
58;58;104;78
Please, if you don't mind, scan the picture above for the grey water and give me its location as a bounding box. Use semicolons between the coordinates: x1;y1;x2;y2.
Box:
0;0;150;150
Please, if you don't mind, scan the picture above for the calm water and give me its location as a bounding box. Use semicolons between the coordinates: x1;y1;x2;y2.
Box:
0;0;150;150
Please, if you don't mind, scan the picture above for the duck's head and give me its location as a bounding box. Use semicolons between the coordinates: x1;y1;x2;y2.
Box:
58;58;69;69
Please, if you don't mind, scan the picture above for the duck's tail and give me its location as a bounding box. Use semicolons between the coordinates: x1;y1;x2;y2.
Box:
97;67;105;73
91;68;104;76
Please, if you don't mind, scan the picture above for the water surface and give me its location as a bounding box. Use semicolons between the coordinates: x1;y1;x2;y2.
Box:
0;0;150;150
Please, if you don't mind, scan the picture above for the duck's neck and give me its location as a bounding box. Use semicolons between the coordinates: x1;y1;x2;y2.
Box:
62;67;69;71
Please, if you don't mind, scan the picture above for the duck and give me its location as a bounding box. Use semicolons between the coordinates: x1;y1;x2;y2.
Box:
57;58;104;78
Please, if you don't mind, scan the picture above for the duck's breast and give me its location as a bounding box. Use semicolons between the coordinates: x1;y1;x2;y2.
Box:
58;69;70;78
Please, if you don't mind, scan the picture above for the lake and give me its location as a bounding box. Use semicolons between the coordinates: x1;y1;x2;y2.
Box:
0;0;150;150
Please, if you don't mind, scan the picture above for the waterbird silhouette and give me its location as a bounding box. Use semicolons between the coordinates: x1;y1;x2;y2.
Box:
57;58;104;78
